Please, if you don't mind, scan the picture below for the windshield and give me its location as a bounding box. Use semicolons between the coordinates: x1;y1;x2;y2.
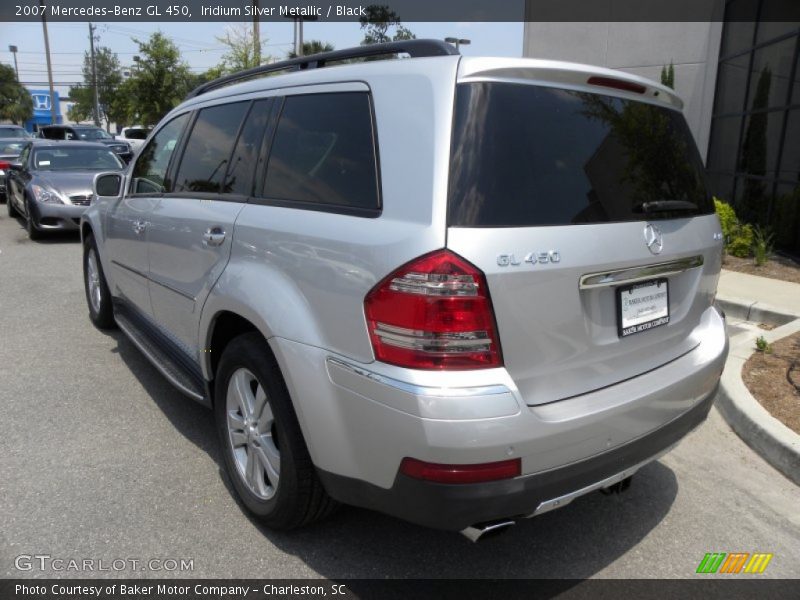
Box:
33;147;122;171
0;127;29;139
448;82;713;227
75;128;112;140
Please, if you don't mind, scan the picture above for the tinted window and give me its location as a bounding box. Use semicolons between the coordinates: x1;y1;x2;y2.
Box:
40;128;64;140
225;100;271;196
174;102;249;194
124;128;150;140
33;147;122;171
132;113;190;195
448;83;712;228
262;93;379;211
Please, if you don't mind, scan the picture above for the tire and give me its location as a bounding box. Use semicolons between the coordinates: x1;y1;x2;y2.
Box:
214;333;337;529
25;198;41;240
7;194;18;218
82;234;116;329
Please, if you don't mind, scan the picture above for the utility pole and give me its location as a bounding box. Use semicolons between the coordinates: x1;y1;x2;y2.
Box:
89;23;101;127
252;0;261;65
9;45;19;80
39;0;57;124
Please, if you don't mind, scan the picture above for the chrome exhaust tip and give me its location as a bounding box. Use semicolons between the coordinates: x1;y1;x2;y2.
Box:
460;519;515;542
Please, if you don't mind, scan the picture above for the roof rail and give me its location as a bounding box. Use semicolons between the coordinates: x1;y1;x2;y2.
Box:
185;39;459;100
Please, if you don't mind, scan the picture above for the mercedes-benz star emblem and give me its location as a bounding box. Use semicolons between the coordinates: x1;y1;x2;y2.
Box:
644;224;664;255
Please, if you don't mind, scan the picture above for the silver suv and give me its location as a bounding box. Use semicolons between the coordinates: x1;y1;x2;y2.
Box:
82;40;728;540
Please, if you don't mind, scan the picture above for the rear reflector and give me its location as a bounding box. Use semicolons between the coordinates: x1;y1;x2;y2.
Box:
400;457;521;484
364;249;502;370
587;76;646;94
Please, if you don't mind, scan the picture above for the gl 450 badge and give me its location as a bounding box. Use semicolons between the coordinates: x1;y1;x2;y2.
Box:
497;251;561;267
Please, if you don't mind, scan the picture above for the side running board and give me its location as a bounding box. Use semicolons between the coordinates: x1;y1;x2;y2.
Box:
115;310;209;406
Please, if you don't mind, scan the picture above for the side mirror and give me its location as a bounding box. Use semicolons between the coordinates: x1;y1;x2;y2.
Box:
94;172;123;197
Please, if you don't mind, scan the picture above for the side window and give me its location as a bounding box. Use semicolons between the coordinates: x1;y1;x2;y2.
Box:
173;102;249;194
131;113;190;195
41;128;61;140
224;99;271;196
262;92;380;212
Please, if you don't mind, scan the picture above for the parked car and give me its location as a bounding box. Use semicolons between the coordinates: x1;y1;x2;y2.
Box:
0;138;28;202
118;126;152;151
0;125;32;139
39;125;133;163
81;40;729;540
6;140;123;239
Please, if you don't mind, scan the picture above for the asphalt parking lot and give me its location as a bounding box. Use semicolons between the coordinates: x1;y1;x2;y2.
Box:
1;211;798;580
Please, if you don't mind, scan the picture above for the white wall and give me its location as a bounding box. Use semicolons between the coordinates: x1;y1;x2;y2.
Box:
522;19;724;160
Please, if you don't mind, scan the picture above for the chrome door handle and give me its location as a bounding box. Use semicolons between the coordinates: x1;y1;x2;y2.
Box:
132;220;147;235
203;227;226;247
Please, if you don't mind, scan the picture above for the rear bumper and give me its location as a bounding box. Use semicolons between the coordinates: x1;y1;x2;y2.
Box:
271;306;727;529
318;385;716;531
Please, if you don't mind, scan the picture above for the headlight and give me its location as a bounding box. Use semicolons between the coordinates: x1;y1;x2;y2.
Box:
31;184;64;204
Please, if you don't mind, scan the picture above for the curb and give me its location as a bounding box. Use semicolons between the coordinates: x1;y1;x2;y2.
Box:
716;296;800;327
715;306;800;487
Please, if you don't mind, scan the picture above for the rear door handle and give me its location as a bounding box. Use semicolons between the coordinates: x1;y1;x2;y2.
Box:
203;227;226;247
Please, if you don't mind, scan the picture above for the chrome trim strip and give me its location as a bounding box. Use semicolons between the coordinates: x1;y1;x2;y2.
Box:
116;317;205;402
527;443;677;517
326;357;510;398
579;255;704;290
111;260;196;302
110;259;148;280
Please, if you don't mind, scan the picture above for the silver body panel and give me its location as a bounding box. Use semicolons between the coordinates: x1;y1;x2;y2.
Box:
81;54;728;513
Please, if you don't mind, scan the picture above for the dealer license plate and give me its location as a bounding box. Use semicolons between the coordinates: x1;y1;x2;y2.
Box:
617;279;670;337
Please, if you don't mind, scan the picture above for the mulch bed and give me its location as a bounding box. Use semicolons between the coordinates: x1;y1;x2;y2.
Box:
742;331;800;436
723;254;800;285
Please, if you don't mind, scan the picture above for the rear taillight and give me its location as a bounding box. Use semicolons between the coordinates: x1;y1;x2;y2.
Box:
0;160;10;170
364;249;502;370
587;76;646;94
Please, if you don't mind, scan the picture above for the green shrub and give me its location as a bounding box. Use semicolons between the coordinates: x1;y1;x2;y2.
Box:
752;225;775;266
714;197;754;258
755;336;772;354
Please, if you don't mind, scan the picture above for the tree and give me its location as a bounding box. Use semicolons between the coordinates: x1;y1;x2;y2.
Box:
67;47;123;130
660;62;675;89
359;5;415;45
0;64;33;125
287;40;335;59
215;24;272;73
125;32;194;126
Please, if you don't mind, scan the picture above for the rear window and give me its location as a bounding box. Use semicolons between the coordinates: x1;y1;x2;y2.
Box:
448;82;713;227
261;92;380;214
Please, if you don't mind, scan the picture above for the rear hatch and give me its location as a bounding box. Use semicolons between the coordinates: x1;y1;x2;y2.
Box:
446;61;723;405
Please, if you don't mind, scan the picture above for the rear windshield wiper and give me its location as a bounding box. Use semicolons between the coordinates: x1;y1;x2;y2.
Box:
634;200;699;213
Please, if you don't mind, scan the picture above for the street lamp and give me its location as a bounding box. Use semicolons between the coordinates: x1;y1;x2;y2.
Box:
8;45;19;80
445;37;471;52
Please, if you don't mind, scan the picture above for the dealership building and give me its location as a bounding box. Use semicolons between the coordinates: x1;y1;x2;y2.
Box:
524;2;799;252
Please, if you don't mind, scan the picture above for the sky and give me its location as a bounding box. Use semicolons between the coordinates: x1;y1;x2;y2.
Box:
0;20;524;97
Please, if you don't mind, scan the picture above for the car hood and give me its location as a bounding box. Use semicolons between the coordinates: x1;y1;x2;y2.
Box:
33;171;102;197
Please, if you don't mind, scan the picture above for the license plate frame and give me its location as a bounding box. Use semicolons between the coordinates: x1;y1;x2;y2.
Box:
617;278;670;338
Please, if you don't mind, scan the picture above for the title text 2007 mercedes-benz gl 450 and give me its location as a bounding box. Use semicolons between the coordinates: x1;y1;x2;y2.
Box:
82;40;728;541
